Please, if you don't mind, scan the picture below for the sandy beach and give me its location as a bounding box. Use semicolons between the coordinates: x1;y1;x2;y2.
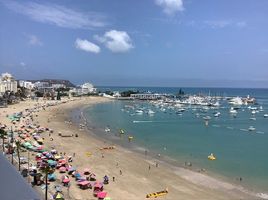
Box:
0;97;263;200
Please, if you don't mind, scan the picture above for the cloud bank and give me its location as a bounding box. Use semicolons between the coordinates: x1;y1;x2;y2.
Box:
75;38;100;54
94;30;133;53
3;1;107;29
155;0;184;15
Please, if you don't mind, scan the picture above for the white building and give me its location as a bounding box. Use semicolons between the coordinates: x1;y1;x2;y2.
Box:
18;80;34;90
0;73;18;94
51;83;66;89
33;81;49;88
70;82;97;96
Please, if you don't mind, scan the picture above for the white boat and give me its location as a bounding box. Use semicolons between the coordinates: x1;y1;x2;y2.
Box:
229;107;238;114
148;109;155;115
251;110;256;115
264;114;268;118
229;97;243;105
136;110;144;114
214;112;221;117
250;117;256;121
203;116;211;120
105;127;111;132
248;126;256;131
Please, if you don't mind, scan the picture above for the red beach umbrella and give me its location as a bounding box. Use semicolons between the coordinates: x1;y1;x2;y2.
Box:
97;191;107;199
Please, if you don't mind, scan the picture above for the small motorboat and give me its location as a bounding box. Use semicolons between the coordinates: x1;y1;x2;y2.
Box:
248;126;256;131
214;112;221;117
104;127;110;132
264;114;268;118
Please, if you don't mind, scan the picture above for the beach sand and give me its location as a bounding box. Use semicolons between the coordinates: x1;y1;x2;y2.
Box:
0;97;261;200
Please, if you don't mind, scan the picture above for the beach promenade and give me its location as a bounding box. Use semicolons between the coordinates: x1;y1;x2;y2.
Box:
0;97;260;200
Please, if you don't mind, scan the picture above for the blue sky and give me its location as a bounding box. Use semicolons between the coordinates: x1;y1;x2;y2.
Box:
1;0;268;87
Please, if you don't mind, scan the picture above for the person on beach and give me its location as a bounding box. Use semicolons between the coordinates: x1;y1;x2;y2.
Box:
120;170;122;175
149;165;151;170
113;177;115;182
156;162;159;167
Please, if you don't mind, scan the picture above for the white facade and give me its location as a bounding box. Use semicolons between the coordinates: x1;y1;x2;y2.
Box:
33;81;49;88
51;83;66;89
70;82;97;96
19;80;34;90
0;73;18;94
81;82;96;94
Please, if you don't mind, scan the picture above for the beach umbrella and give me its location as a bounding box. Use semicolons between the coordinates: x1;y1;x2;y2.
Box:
51;149;57;154
76;176;87;181
62;176;70;183
54;185;62;192
97;191;107;199
48;173;56;181
59;159;67;165
67;167;76;174
90;173;96;180
94;181;103;189
54;192;64;200
47;160;57;167
83;168;90;175
59;167;66;173
77;180;90;186
54;155;62;160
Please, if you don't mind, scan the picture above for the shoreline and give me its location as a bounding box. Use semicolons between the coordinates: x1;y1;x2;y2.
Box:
77;100;268;199
1;97;266;200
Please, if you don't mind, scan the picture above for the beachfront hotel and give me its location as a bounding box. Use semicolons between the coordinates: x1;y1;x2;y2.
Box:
0;73;18;95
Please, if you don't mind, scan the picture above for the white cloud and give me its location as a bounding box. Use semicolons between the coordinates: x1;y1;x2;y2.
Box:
204;20;232;28
20;62;26;66
3;1;107;29
155;0;184;16
204;20;247;29
28;35;42;46
75;38;100;54
94;30;133;53
236;21;247;28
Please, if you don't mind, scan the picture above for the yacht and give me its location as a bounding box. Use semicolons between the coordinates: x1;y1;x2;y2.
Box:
248;126;256;131
229;97;243;105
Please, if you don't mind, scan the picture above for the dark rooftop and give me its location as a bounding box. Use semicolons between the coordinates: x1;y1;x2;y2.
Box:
0;154;41;200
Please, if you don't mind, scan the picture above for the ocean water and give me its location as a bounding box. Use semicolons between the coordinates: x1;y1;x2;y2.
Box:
83;87;268;193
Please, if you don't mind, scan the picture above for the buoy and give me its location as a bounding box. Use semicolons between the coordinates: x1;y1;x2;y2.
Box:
208;153;216;160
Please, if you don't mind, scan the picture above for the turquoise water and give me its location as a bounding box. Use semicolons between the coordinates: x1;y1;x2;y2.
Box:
84;88;268;193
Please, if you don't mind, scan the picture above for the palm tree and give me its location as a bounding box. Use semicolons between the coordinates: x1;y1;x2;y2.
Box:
0;128;7;153
15;140;21;171
41;164;51;200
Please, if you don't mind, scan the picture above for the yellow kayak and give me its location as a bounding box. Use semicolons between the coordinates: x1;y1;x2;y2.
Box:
146;188;168;198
